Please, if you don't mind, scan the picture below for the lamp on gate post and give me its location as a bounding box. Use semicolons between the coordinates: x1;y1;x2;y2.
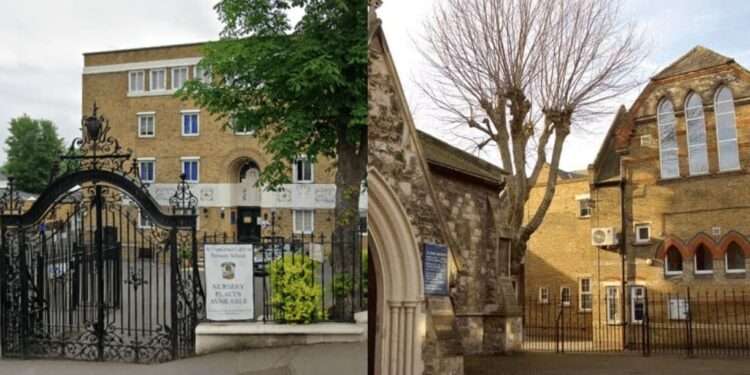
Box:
83;103;103;141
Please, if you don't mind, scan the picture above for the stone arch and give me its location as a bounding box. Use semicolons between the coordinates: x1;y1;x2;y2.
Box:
687;232;721;259
656;236;690;260
718;231;750;256
221;148;270;183
368;168;424;375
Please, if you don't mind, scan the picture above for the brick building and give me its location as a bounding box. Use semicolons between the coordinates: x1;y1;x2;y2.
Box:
525;46;750;335
81;42;366;240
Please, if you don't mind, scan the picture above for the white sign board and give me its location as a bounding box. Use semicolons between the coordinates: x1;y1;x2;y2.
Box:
205;244;254;321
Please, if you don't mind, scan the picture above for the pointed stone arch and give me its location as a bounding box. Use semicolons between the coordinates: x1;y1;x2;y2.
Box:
718;231;750;256
656;236;690;260
688;232;722;259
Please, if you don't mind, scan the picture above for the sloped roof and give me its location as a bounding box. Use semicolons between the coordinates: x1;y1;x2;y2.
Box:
559;169;588;180
652;45;734;80
416;130;507;185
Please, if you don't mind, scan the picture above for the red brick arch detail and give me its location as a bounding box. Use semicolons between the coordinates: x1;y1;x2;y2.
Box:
687;233;722;259
656;236;690;260
718;231;750;257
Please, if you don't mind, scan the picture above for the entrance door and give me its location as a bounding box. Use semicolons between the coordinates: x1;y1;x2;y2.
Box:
237;207;261;242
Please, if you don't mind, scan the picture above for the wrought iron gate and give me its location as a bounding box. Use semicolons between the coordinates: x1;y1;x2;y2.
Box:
0;106;205;363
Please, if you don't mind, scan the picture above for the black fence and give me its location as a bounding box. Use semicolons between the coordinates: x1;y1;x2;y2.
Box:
199;231;368;323
523;287;750;357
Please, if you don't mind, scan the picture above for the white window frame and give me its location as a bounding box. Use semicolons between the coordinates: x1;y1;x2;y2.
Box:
668;297;689;321
575;194;591;218
630;286;645;324
171;66;189;90
181;110;200;136
292;209;315;234
657;99;680;179
538;287;549;304
684;93;709;176
137;209;153;229
128;70;145;93
664;248;684;276
293;157;314;183
149;68;166;91
194;65;212;84
605;286;621;325
634;223;651;244
560;286;571;307
137;112;155;138
714;86;741;172
181;157;200;183
137;157;156;184
725;243;746;274
694;246;714;275
579;278;592;312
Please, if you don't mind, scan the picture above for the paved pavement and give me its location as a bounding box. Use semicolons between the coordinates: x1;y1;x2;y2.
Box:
0;342;365;375
466;353;750;375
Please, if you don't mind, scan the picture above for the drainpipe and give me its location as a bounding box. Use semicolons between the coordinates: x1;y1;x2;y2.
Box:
619;157;628;347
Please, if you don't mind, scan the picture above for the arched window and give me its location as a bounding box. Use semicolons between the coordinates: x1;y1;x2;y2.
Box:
714;86;740;171
694;245;713;274
725;242;746;273
665;246;683;275
685;93;709;175
657;99;680;179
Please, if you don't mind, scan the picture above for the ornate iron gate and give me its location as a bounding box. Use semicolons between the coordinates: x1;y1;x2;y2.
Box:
0;106;205;363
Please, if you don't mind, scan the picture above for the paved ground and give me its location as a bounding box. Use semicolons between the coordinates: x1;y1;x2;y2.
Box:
466;353;750;375
0;342;365;375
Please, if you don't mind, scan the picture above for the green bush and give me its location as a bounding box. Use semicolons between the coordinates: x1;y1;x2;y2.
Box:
268;254;326;324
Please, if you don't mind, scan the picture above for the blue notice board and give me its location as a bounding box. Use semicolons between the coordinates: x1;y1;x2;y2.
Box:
423;242;449;296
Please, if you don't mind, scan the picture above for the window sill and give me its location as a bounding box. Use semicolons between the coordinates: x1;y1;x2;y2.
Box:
293;180;315;184
658;168;747;184
128;89;177;97
138;135;155;139
182;134;200;137
633;240;652;246
577;215;591;220
726;269;746;274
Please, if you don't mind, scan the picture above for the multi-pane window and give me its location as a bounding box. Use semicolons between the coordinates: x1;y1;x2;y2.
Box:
606;286;620;324
657;99;679;179
538;287;549;304
182;111;199;136
726;242;746;273
630;286;645;324
578;198;592;218
579;278;592;311
129;71;145;93
634;223;651;244
182;158;200;183
560;287;571;307
150;69;166;91
665;247;683;275
715;86;740;171
694;245;713;274
138;158;155;183
138;209;153;229
137;113;155;137
194;65;212;84
293;209;314;234
685;93;709;175
172;66;189;90
294;157;313;183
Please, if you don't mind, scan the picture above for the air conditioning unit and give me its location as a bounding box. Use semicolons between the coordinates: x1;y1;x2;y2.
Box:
592;227;618;246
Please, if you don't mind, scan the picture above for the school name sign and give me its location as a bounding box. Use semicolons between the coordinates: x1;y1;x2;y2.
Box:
205;244;254;320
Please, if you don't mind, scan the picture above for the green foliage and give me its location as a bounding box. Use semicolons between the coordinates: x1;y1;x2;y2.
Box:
178;0;367;189
361;249;368;298
268;254;326;323
2;115;66;194
332;272;353;298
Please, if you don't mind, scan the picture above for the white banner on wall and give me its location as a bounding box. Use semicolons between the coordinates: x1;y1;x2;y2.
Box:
205;244;255;321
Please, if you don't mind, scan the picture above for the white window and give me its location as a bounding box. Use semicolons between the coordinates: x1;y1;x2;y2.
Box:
715;86;740;171
538;287;549;304
668;298;689;320
685;93;709;175
181;158;200;183
129;70;145;93
194;65;212;84
172;66;189;90
579;278;592;312
657;99;679;179
138;158;155;183
150;69;166;91
726;242;746;273
665;247;683;275
181;110;200;136
605;286;620;324
293;209;314;234
576;194;591;218
630;286;645;324
138;209;153;229
137;112;155;137
634;223;651;244
560;287;571;307
293;157;314;183
694;245;713;274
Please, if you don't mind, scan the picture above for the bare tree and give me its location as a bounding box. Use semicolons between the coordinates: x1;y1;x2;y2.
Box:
419;0;645;268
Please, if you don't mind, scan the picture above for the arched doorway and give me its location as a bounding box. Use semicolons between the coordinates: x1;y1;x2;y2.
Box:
230;158;261;242
367;169;424;375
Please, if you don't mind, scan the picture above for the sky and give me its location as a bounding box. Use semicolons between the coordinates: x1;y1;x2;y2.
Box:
379;0;750;171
